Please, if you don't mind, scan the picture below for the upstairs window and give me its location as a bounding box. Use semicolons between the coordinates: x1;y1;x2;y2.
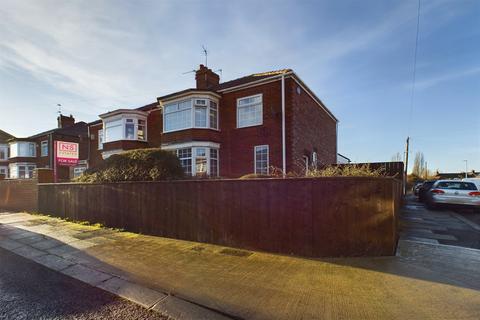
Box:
9;142;36;158
103;117;147;143
0;145;7;160
41;140;48;157
98;130;104;150
163;97;219;133
237;94;262;128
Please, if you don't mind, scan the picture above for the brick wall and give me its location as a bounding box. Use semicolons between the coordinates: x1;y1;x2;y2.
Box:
220;81;284;177
288;79;337;172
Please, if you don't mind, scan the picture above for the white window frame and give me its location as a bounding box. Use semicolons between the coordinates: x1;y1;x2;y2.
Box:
9;162;36;179
254;145;269;175
40;140;48;157
9;142;36;158
103;115;147;143
237;94;263;128
163;97;219;133
98;130;104;150
162;142;220;176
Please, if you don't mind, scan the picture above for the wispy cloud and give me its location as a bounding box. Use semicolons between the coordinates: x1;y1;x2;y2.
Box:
415;66;480;89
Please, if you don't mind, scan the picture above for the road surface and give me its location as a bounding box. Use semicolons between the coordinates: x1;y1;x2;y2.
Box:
0;247;166;320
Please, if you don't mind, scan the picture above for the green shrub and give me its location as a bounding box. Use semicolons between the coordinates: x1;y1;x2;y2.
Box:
74;148;184;183
306;164;386;177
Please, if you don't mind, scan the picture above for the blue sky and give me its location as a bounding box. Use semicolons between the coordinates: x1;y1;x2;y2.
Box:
0;0;478;173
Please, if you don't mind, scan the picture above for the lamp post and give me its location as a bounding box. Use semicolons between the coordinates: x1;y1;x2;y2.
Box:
463;160;468;179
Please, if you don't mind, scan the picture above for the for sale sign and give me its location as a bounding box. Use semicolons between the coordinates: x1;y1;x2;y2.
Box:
55;141;79;166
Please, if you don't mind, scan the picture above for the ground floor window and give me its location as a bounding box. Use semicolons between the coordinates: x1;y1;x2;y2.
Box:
254;145;269;175
0;166;7;177
9;163;36;179
175;146;219;177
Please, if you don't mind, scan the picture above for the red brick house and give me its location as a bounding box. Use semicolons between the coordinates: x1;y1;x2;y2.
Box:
0;129;15;178
5;115;89;181
88;65;338;178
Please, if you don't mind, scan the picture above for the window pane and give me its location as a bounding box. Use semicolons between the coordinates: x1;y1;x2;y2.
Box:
105;124;122;142
98;130;104;149
255;146;269;175
137;126;145;140
125;122;135;139
195;106;207;127
196;158;207;174
209;101;218;129
165;109;191;131
196;148;206;157
176;148;192;175
0;146;7;160
238;97;262;128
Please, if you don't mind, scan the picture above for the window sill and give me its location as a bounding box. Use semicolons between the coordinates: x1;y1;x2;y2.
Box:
163;127;220;134
236;123;263;129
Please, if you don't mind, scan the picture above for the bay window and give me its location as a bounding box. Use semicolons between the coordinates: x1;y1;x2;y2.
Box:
163;97;219;133
103;115;147;143
0;145;7;160
9;142;36;158
237;94;263;128
168;143;219;176
9;163;36;179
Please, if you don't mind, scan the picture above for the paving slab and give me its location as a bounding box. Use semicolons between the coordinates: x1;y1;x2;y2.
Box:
98;277;167;308
32;254;76;271
61;264;113;286
12;245;48;259
0;238;25;250
152;295;231;320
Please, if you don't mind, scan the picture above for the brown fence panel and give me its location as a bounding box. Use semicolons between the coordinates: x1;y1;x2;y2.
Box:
38;177;400;257
0;179;38;212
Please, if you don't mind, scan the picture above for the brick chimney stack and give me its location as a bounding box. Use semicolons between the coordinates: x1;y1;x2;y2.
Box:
57;114;75;128
195;64;220;90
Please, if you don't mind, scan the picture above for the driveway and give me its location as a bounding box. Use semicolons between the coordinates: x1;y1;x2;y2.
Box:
400;195;480;250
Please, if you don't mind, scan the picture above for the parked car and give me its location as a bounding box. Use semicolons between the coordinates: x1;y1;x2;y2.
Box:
426;180;480;211
463;178;480;190
418;180;436;202
413;182;423;196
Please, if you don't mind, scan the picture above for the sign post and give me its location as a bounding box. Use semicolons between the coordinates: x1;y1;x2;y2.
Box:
54;141;79;182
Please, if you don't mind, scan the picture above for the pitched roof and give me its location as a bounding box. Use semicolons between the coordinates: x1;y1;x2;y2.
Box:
214;69;292;91
0;129;15;143
28;122;89;139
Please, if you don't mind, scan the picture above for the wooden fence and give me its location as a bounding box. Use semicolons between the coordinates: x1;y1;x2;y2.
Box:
38;177;402;257
0;179;38;212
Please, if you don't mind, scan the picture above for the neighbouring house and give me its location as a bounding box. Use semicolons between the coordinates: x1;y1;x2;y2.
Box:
337;153;351;164
88;65;338;177
435;170;478;180
0;129;15;178
6;115;89;181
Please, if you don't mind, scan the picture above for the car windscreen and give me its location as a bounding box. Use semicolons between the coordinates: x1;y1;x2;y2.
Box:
435;181;478;191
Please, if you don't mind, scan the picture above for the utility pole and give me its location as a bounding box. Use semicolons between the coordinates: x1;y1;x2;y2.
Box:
464;160;468;178
404;137;410;194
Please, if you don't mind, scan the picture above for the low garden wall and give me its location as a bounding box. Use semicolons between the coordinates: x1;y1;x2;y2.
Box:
38;177;402;257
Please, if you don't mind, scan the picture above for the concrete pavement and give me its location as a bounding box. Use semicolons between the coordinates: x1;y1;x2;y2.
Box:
1;211;480;319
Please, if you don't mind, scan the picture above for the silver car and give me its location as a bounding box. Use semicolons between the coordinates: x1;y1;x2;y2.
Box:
427;180;480;210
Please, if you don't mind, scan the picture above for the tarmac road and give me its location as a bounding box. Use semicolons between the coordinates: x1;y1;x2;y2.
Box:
0;247;166;320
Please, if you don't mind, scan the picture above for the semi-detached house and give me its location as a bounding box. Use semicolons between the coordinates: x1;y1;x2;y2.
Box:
88;65;338;177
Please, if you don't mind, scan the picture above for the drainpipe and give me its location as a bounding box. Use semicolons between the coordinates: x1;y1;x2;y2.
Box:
281;74;286;177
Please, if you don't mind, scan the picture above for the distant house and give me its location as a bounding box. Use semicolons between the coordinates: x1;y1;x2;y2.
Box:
435;171;478;180
0;129;15;177
5;115;88;181
87;65;339;177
